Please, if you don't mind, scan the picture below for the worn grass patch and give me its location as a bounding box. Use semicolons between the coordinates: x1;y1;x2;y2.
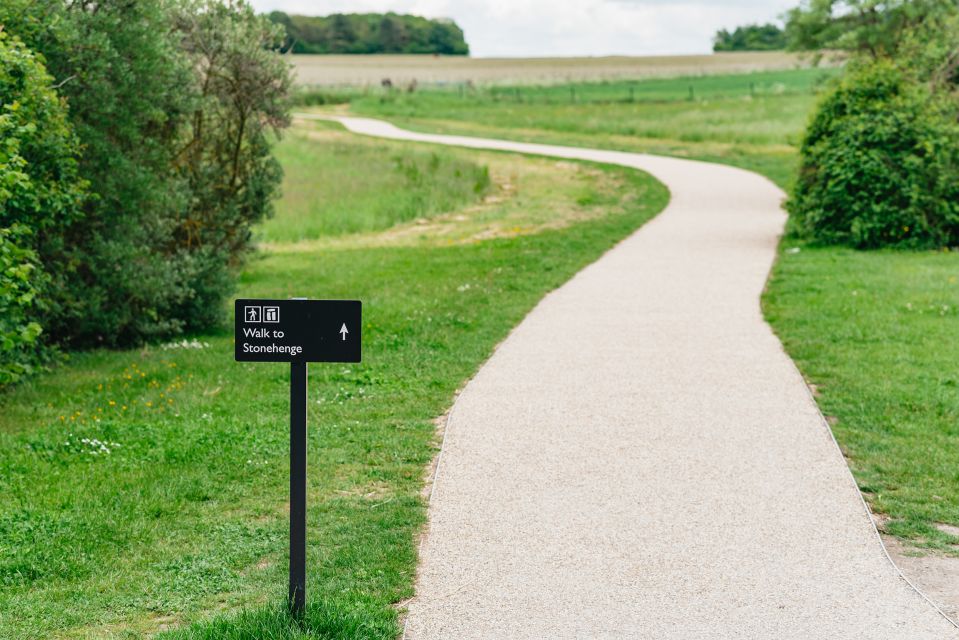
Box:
261;121;490;241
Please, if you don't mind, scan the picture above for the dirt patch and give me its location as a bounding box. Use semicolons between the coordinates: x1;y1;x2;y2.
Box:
882;534;959;623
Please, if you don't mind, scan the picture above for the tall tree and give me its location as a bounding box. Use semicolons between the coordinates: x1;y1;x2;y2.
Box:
785;0;957;57
0;0;291;346
379;14;407;53
330;14;356;52
267;12;469;55
172;0;292;331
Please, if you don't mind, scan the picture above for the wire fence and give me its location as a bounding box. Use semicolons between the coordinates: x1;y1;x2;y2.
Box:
294;70;838;107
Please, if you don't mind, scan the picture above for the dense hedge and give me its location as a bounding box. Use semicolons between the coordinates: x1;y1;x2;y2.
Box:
789;60;959;248
268;12;469;55
0;30;86;239
0;0;290;350
0;228;47;388
0;31;87;388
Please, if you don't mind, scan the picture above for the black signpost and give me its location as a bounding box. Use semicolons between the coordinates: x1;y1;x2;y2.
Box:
235;298;362;618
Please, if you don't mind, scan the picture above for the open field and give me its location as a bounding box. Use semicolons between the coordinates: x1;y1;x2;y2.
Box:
0;121;668;638
319;67;839;188
291;51;820;87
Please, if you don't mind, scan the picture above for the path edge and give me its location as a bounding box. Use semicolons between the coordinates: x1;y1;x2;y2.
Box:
302;112;959;633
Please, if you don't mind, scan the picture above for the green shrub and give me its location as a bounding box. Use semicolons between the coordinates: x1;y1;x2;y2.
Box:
0;227;48;389
1;0;290;346
789;60;959;248
0;30;86;238
0;31;86;386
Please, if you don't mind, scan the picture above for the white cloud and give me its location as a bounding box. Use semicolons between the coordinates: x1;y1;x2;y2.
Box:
249;0;797;57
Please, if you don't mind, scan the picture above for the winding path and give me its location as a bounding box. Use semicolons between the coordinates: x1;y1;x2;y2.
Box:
310;115;959;638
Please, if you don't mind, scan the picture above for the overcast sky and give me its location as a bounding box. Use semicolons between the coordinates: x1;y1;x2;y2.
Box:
249;0;797;57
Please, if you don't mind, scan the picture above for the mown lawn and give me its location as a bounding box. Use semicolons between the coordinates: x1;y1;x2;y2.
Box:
0;123;668;638
318;69;959;553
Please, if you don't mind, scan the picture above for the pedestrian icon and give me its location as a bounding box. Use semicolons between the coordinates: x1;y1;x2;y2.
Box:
264;306;280;323
245;306;261;323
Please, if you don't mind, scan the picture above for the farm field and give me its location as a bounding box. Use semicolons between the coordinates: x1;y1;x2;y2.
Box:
330;67;839;188
290;51;818;87
312;67;959;557
0;121;668;638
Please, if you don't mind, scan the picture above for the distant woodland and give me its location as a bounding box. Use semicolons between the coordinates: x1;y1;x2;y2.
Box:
713;23;787;51
267;12;469;55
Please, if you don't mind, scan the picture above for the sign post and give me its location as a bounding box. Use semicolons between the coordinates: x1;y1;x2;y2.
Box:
234;298;362;618
289;359;307;616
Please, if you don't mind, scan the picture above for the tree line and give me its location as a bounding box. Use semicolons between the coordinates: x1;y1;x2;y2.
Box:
713;24;787;51
267;12;469;55
0;0;291;388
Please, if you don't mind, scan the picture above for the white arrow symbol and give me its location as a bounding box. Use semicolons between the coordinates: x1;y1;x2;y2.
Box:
339;323;348;341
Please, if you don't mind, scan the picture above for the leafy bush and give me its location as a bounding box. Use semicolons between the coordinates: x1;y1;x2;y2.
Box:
1;0;290;346
0;29;86;238
788;60;959;248
0;30;86;386
0;227;47;389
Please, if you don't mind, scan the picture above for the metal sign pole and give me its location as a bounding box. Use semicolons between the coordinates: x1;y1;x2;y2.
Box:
235;297;360;619
289;360;308;618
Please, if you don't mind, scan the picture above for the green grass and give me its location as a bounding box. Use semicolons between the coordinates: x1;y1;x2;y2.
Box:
0;125;668;638
262;122;489;241
330;68;840;189
764;244;959;552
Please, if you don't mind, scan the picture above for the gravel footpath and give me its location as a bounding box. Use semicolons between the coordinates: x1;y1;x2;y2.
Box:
313;115;959;639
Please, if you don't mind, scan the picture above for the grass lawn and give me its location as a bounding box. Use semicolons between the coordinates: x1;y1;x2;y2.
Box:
320;68;959;552
0;122;668;638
